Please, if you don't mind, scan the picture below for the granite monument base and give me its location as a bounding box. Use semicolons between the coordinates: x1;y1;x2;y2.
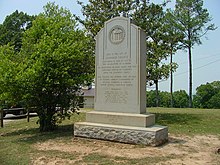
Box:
74;111;168;146
86;111;155;127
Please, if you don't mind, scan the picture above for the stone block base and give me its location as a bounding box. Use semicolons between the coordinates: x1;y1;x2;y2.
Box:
74;122;168;146
86;111;155;127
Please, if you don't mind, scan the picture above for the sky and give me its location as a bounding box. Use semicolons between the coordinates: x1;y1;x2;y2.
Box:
0;0;220;94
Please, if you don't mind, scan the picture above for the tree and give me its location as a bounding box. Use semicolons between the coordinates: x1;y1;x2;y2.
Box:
146;90;189;108
193;83;215;108
133;2;172;107
173;90;189;108
0;10;35;52
173;0;217;107
193;81;220;108
75;0;136;63
208;91;220;109
160;91;171;107
76;0;135;37
146;90;157;107
163;9;183;107
19;3;94;131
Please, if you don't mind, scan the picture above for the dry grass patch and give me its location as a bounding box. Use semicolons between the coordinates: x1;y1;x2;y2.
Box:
33;135;220;165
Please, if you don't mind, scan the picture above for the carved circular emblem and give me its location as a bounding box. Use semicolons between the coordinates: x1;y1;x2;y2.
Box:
109;25;125;44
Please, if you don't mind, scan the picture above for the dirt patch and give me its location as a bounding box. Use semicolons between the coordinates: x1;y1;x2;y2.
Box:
33;156;76;165
33;134;220;165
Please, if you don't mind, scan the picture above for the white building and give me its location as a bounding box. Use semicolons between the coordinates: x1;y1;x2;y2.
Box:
82;88;95;109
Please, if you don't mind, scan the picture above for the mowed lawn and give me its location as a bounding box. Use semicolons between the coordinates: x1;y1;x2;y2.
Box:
148;108;220;136
0;108;219;164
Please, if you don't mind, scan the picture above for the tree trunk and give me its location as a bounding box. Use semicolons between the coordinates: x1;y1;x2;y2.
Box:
155;80;159;107
188;46;193;108
170;49;174;108
39;108;56;132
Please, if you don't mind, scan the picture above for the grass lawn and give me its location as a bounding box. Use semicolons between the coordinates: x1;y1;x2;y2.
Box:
0;108;219;164
148;108;220;136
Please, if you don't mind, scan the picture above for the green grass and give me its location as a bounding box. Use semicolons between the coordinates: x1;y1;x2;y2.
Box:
80;153;176;165
0;113;85;165
0;108;219;164
148;108;220;136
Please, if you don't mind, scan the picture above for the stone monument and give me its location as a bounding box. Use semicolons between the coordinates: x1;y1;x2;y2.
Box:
74;17;168;146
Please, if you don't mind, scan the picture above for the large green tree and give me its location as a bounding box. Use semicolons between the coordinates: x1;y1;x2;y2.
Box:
193;81;220;108
163;9;183;107
173;0;217;107
18;3;94;131
0;10;35;52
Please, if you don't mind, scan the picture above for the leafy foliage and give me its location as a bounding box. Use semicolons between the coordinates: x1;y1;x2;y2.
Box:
19;3;94;131
159;91;171;108
0;3;94;131
133;2;172;86
0;45;23;108
76;0;135;37
147;89;189;108
163;9;184;107
146;90;157;107
0;10;35;52
193;81;220;108
174;0;216;48
173;90;189;108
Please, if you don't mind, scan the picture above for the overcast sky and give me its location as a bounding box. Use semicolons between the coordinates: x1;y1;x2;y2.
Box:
0;0;220;94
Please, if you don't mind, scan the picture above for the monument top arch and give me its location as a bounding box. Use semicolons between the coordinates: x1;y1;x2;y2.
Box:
95;16;146;114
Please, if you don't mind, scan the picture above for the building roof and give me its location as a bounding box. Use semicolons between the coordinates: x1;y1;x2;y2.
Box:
82;88;95;97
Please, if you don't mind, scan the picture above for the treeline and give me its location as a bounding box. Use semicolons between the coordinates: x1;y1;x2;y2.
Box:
147;81;220;109
147;90;188;108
